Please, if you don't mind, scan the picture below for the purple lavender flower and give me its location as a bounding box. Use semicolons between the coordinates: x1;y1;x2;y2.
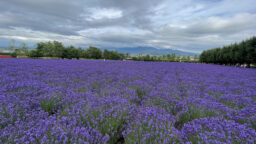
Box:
0;58;256;143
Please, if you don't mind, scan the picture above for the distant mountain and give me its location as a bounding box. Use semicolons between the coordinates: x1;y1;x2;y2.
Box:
0;47;10;53
1;45;198;56
102;46;198;56
0;46;8;50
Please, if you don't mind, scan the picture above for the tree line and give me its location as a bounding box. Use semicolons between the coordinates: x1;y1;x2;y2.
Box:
132;54;199;62
9;41;129;60
200;37;256;67
7;41;199;62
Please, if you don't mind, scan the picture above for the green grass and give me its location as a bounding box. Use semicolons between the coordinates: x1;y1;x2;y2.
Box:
207;91;223;99
175;106;218;129
40;95;63;115
130;86;146;99
145;98;176;115
125;119;179;144
80;105;128;144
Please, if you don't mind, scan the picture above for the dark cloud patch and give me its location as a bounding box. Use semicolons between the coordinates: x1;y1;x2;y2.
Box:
0;0;162;35
0;0;86;35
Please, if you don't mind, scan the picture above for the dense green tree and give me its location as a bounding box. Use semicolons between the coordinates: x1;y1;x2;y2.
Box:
87;46;102;59
103;49;111;59
34;42;45;57
77;47;84;59
103;49;127;60
81;49;89;58
28;50;39;58
8;40;200;63
62;46;79;59
52;41;65;58
200;36;256;67
109;51;121;60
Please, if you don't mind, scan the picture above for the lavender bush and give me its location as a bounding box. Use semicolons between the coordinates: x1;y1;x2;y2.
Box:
0;58;256;144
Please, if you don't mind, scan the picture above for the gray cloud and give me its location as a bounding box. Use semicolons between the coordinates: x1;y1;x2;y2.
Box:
0;0;255;52
0;0;162;34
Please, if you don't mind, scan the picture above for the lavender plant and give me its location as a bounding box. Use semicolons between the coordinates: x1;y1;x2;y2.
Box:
0;58;256;143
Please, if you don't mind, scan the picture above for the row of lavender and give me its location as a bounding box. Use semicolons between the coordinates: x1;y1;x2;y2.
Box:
0;58;256;144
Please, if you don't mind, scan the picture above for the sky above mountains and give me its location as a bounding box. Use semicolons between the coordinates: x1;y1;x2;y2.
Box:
0;0;256;53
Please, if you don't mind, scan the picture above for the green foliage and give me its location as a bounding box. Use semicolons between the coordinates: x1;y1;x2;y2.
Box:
0;52;11;55
135;88;146;100
40;98;56;114
130;86;146;100
40;96;63;115
200;36;256;66
9;43;28;57
132;54;197;62
23;41;128;60
62;45;80;59
87;46;102;59
7;40;199;62
145;98;176;115
27;50;39;57
81;106;128;144
10;51;17;57
1;106;10;119
33;41;65;58
175;106;217;129
8;39;16;53
0;106;25;130
252;120;256;130
103;49;124;60
125;118;179;144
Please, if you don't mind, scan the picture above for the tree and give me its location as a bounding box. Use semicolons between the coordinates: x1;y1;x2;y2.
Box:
63;46;75;59
199;36;256;66
10;43;28;57
125;53;130;59
109;51;121;60
70;46;80;59
87;46;102;59
22;41;132;61
103;49;111;59
35;42;45;57
76;47;84;59
8;39;15;53
28;50;38;58
81;48;89;58
19;43;28;56
53;41;65;58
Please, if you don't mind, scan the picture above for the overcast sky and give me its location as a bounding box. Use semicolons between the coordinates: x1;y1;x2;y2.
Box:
0;0;256;53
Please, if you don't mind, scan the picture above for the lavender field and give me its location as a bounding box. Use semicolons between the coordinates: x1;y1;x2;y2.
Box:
0;58;256;144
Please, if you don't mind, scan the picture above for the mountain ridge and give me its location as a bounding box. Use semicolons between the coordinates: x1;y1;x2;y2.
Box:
1;46;199;56
101;46;198;56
